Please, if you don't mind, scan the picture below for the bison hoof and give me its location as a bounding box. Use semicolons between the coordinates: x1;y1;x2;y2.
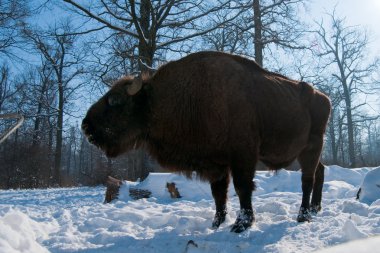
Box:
212;210;227;229
297;207;312;222
310;204;321;216
230;209;254;233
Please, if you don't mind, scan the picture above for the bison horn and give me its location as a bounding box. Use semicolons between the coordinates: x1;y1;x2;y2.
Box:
127;75;143;95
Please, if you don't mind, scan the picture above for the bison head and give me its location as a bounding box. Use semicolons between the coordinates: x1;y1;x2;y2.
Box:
82;75;149;157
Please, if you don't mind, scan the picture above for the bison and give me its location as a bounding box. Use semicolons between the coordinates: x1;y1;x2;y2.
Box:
82;51;331;233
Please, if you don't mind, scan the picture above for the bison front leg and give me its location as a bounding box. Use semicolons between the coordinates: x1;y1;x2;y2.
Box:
210;173;230;229
230;160;256;233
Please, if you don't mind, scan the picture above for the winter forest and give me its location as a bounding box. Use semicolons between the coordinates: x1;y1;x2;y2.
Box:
0;0;379;189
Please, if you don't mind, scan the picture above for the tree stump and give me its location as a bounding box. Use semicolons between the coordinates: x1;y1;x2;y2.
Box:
166;182;182;198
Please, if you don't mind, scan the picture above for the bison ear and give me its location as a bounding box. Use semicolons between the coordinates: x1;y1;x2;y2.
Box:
127;75;143;96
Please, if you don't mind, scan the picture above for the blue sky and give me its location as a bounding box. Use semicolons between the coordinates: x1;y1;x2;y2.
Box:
30;0;380;59
309;0;380;114
15;0;379;126
310;0;380;55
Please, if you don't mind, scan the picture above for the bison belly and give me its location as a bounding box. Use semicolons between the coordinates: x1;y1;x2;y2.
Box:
258;109;311;169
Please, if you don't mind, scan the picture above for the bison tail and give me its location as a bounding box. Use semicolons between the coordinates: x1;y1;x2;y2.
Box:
299;81;331;134
310;90;332;135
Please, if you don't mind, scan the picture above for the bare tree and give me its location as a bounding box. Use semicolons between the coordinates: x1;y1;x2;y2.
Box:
0;0;29;57
200;0;309;65
22;21;87;185
85;30;139;87
314;11;379;167
63;0;242;70
0;64;19;112
201;7;252;54
251;0;308;66
23;62;55;147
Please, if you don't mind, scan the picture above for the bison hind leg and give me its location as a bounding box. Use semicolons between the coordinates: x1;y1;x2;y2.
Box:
310;162;325;215
297;134;324;222
212;209;227;229
230;209;255;233
210;168;230;229
297;207;312;222
229;156;256;233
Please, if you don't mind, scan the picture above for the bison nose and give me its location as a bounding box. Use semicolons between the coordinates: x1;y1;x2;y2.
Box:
82;123;88;131
81;118;90;132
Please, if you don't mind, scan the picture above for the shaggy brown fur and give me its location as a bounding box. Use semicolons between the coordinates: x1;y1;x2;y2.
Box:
82;51;331;233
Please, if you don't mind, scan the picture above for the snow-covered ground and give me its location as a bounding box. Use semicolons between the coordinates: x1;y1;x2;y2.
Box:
0;165;379;253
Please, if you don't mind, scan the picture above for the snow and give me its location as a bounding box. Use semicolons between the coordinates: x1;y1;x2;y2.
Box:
357;166;380;205
0;166;379;253
0;210;51;253
314;236;380;253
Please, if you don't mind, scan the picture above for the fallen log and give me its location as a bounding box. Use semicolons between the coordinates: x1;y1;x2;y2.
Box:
104;176;152;203
129;188;152;200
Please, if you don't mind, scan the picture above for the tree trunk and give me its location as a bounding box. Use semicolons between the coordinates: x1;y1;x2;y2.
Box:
73;128;77;176
328;109;338;164
79;134;85;175
338;117;345;165
32;79;49;146
54;79;64;185
334;50;356;167
32;95;45;146
341;80;356;167
253;0;263;66
11;128;19;187
138;0;154;72
66;141;72;176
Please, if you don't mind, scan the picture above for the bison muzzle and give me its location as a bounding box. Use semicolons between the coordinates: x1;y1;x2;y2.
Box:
82;51;331;233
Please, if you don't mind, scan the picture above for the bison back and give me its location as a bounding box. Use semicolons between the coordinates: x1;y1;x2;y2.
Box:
147;51;327;171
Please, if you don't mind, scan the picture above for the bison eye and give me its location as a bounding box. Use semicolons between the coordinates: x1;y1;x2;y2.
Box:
107;94;124;106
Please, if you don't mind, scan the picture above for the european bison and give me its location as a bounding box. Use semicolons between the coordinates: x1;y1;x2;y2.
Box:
82;51;331;233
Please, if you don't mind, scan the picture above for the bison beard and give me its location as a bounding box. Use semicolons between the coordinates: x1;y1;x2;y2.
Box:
82;51;331;233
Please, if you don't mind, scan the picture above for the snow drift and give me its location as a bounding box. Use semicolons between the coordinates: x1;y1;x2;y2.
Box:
356;166;380;205
0;165;379;253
